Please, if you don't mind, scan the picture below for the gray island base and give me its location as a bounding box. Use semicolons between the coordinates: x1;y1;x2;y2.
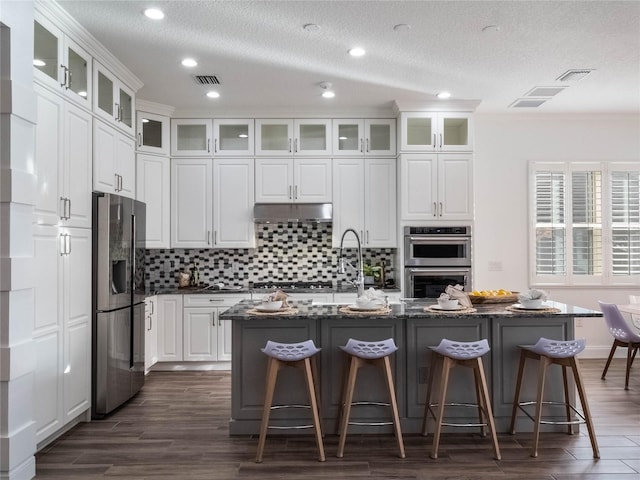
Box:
220;300;603;436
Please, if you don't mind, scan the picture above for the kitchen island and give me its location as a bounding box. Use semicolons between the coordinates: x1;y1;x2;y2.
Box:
220;300;603;435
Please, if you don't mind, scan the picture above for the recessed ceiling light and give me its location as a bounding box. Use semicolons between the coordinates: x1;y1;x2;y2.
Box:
303;23;320;32
322;91;335;98
393;24;411;31
437;91;451;99
33;59;46;67
181;58;198;67
206;91;220;98
144;8;164;20
348;47;366;57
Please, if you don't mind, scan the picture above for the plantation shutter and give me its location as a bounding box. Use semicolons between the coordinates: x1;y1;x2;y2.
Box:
610;171;640;275
571;171;602;275
535;172;566;275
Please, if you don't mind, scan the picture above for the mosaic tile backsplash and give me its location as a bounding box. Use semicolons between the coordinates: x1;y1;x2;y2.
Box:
146;223;397;292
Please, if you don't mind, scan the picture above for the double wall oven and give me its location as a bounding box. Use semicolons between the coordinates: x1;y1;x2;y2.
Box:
403;226;472;298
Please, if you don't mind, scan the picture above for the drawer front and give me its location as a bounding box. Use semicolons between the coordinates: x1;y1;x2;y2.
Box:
183;294;249;308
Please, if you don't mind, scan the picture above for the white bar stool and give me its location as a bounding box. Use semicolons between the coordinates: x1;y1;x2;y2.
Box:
256;339;325;463
422;338;501;460
509;337;599;458
336;338;405;459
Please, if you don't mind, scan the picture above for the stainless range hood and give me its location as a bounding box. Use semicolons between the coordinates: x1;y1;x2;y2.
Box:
253;203;332;223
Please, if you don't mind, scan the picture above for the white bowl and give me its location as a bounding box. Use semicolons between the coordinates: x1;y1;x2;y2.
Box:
519;298;543;309
355;298;382;309
260;300;282;311
437;298;459;310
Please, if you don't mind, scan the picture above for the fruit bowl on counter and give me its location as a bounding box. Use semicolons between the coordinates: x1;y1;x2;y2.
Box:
468;289;519;304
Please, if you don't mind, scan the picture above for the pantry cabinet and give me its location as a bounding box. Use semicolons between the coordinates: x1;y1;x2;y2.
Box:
213;158;255;248
332;158;396;248
137;154;170;248
170;158;213;248
34;84;92;229
93;61;135;136
171;119;213;156
33;16;92;109
332;119;396;157
157;295;184;362
93;120;136;198
400;153;473;221
33;225;91;444
137;111;170;155
255;158;332;203
399;112;472;152
255;119;332;156
213;119;255;156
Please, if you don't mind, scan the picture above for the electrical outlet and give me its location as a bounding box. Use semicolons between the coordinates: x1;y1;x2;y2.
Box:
576;318;583;328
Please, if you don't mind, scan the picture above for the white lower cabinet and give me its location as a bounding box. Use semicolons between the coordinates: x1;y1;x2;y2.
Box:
332;157;396;248
400;153;473;221
145;296;159;372
33;225;91;445
156;294;248;362
157;295;183;362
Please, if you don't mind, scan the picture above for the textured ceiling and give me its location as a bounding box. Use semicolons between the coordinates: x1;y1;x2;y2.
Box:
58;0;640;116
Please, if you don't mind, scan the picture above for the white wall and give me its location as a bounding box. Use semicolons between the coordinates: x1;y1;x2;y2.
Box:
473;113;640;357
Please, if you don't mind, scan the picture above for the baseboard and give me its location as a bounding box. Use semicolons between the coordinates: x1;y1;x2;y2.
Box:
580;346;623;359
0;456;35;480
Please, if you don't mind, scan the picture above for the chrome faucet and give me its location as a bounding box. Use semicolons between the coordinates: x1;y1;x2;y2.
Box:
338;228;364;298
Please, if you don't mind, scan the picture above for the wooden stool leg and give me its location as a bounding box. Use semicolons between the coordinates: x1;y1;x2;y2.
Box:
571;357;600;458
561;364;574;435
475;357;501;460
473;366;487;438
256;357;280;463
337;356;360;458
421;352;440;436
302;358;325;462
335;354;350;435
601;341;618;379
509;349;527;434
430;355;452;459
380;356;405;459
531;355;549;458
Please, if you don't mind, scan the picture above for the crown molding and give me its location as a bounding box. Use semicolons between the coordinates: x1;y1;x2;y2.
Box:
35;0;143;92
392;99;481;114
136;99;175;117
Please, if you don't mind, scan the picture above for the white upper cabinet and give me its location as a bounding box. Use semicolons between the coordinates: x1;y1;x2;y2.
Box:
400;112;472;152
332;119;396;157
170;158;213;248
136;154;170;248
93;120;135;199
171;119;213;156
400;153;473;221
255;119;332;156
136;111;170;155
213;119;254;156
93;61;135;136
34;85;92;228
33;16;92;109
332;158;396;248
213;158;255;248
255;158;332;203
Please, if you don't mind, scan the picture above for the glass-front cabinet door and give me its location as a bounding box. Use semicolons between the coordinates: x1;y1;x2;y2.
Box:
365;119;396;156
33;17;92;107
400;112;472;152
438;113;473;152
294;119;332;156
93;61;135;136
400;112;437;152
255;119;293;156
332;119;363;156
213;119;254;156
137;111;170;155
171;119;213;156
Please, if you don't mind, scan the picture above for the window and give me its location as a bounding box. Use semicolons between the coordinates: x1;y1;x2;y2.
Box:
530;162;640;286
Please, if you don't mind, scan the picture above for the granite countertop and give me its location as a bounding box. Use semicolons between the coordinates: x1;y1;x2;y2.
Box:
219;299;603;320
151;285;401;295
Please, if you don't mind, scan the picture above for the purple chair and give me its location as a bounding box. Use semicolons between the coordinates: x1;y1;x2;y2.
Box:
599;301;640;390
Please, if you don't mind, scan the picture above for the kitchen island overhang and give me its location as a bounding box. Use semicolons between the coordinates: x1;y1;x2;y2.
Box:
221;300;603;436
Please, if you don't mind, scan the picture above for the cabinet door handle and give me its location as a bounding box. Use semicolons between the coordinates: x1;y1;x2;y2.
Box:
288;138;292;153
214;230;218;245
207;230;211;245
59;234;66;256
218;318;222;326
366;230;369;244
360;138;364;153
60;65;68;89
214;138;218;153
439;133;443;149
138;132;142;147
65;234;71;255
207;138;211;153
294;138;298;153
433;202;437;217
65;198;71;219
208;298;223;302
439;202;443;216
432;134;436;148
119;174;123;192
294;185;298;199
115;103;120;121
115;173;120;191
150;300;154;315
60;197;66;220
289;185;292;199
366;138;369;153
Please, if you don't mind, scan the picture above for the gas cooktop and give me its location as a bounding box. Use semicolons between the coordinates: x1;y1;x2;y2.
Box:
252;281;333;290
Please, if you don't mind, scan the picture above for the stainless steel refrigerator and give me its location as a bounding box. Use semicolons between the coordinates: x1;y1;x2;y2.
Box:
92;192;146;417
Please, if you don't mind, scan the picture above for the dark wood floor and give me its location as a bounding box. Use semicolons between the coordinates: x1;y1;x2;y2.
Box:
35;359;640;479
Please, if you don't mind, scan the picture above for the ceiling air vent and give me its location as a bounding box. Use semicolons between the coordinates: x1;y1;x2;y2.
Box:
557;69;594;82
193;75;222;85
509;99;548;108
525;86;567;97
